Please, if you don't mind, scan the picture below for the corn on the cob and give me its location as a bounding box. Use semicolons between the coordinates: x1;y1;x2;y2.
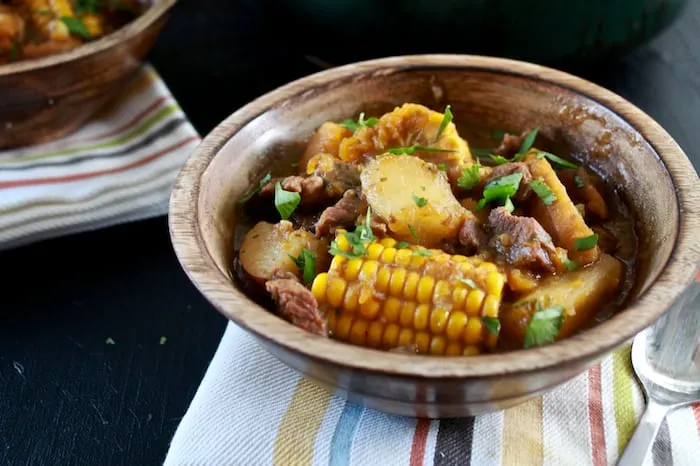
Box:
25;0;76;41
311;236;506;355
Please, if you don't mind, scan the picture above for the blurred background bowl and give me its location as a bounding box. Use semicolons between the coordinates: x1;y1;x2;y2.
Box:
264;0;689;69
0;0;176;150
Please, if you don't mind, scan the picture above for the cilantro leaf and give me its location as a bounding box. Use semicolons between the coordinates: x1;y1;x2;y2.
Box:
434;104;453;142
489;154;510;165
339;112;378;132
395;241;410;249
457;164;481;190
328;208;375;259
536;150;579;169
61;17;92;39
437;163;448;171
504;196;515;213
238;172;271;204
289;249;317;285
528;178;557;205
574;233;599;251
412;249;432;257
563;258;579;271
519;128;539;155
387;146;455;155
457;278;477;289
408;224;419;242
482;317;500;336
523;303;565;348
412;193;427;207
274;181;301;219
481;172;523;206
574;174;586;188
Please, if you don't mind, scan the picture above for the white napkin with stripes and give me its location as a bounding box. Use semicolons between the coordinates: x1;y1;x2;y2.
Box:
0;64;200;250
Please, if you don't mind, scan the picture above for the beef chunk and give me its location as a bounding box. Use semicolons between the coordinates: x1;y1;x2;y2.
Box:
315;189;365;237
481;162;533;202
260;175;326;205
356;213;388;237
265;278;327;336
458;217;489;252
493;130;530;158
488;207;559;274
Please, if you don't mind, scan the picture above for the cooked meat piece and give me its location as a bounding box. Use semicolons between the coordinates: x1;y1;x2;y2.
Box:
488;207;560;274
481;162;533;202
316;190;365;237
259;175;326;205
558;168;609;219
458;217;489;252
493;130;530;158
356;213;388;237
389;343;420;354
265;278;327;336
271;269;300;281
316;160;362;198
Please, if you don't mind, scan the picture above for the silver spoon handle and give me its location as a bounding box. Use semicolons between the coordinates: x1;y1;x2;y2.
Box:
617;399;670;466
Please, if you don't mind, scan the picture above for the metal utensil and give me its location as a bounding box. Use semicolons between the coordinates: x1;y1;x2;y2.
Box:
617;279;700;466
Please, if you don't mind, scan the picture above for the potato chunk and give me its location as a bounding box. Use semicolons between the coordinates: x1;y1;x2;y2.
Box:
239;221;330;283
299;122;352;174
500;254;623;346
527;157;600;265
360;154;470;247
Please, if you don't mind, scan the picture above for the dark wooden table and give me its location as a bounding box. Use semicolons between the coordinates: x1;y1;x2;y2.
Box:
1;1;698;464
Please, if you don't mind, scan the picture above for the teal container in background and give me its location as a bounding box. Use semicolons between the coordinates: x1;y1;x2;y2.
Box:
265;0;689;67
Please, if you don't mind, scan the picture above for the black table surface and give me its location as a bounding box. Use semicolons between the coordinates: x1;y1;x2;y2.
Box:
2;1;699;465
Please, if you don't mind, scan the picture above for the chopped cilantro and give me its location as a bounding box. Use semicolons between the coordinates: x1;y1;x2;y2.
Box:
574;233;599;251
489;154;510;165
289;249;317;285
536;150;579;169
339;112;378;132
329;209;375;259
395;241;410;249
238;172;271;204
105;337;115;345
504;196;515;213
458;278;477;289
437;163;448;171
574;174;586;188
479;172;523;208
159;336;167;345
387;146;455;155
518;128;539;155
434;105;453;142
523;303;565;348
61;17;92;39
482;317;501;336
274;181;301;219
564;258;580;271
457;163;481;190
412;193;427;207
408;224;419;242
412;249;432;257
528;178;557;205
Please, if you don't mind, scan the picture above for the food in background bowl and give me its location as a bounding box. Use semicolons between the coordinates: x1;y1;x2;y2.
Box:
235;103;637;356
0;0;147;64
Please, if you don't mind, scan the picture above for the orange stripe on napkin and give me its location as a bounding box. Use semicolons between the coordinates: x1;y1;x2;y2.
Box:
502;397;543;466
0;136;199;190
588;363;607;466
693;404;700;437
409;419;430;466
84;96;171;142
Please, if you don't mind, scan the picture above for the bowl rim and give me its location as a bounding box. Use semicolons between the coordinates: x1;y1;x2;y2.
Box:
169;54;700;379
0;0;176;77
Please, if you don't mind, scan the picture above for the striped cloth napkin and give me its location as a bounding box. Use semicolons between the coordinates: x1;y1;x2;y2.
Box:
164;323;700;466
0;64;200;250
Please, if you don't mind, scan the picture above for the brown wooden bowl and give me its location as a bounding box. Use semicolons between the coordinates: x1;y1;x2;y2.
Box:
0;0;176;150
169;55;700;418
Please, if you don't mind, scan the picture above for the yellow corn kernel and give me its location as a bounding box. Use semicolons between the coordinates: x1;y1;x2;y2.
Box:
311;272;328;302
415;331;431;353
482;295;500;318
464;317;483;345
465;289;485;316
433;253;450;264
375;267;391;293
452;287;468;310
360;260;378;281
327;277;347;308
403;271;420;300
430;335;447;355
359;297;381;320
463;346;480;356
452;255;467;262
350;319;368;346
335;234;350;251
413;304;430;330
445;342;462;356
343;258;362;280
383;296;402;323
460;261;473;273
380;247;396;264
330;254;346;271
416;276;435;303
335;314;353;340
367;243;384;260
409;254;427;269
80;12;103;38
367;321;384;348
380;237;397;248
389;268;406;296
51;0;74;17
481;262;499;273
343;286;359;312
430;307;449;334
383;323;400;347
397;328;414;347
432;280;450;304
486;271;505;296
399;302;415;327
394;248;412;266
445;311;468;341
326;309;337;334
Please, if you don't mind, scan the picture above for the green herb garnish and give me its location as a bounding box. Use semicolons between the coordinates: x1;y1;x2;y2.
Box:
457;163;481;190
477;172;524;210
482;317;501;336
458;278;477;289
105;337;115;345
523;303;565;348
159;336;167;345
528;178;557;205
339;112;378;132
574;233;599;251
574;174;586;188
489;154;510;165
274;181;301;219
395;241;410;249
289;249;317;285
387;146;455;155
518;128;539;155
437;163;448;171
61;17;92;39
504;196;515;213
238;172;271;204
563;258;580;271
536;150;579;169
434;105;453;142
412;193;427;207
412;249;432;257
408;224;419;242
329;209;375;259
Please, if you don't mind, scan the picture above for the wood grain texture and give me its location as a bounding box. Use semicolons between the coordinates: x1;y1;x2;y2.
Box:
169;54;700;417
0;0;176;150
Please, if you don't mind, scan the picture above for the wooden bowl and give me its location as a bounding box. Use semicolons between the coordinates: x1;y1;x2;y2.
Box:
169;55;700;418
0;0;176;150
